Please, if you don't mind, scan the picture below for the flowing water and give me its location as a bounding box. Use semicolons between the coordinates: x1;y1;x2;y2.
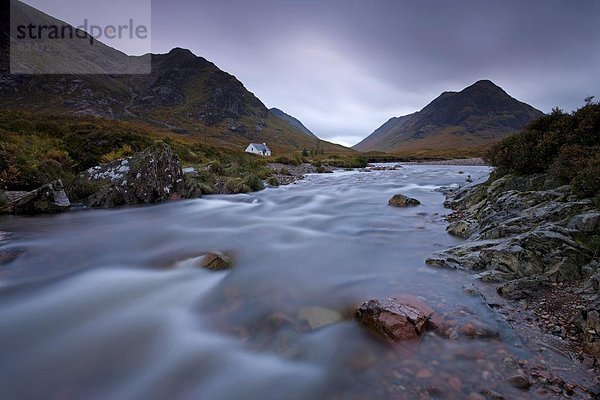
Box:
0;165;593;399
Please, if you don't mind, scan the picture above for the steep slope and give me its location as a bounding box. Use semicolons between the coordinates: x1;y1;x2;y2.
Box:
0;0;352;155
269;108;318;138
354;80;544;153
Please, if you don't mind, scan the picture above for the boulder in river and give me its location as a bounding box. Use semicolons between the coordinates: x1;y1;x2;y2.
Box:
355;297;432;342
83;143;184;208
388;194;421;207
200;252;234;270
1;180;70;214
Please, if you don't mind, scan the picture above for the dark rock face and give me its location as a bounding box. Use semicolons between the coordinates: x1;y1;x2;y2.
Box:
83;143;184;208
389;194;421;207
355;298;432;342
428;174;596;283
1;180;70;214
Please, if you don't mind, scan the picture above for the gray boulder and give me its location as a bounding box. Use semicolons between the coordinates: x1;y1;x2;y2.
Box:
568;211;600;233
83;143;184;208
389;193;421;207
1;180;70;215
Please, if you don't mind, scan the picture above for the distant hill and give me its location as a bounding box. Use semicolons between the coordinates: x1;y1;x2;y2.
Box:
354;80;544;153
0;1;352;155
269;108;318;138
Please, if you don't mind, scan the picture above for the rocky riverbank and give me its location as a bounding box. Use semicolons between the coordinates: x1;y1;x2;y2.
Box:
426;173;600;385
403;157;487;166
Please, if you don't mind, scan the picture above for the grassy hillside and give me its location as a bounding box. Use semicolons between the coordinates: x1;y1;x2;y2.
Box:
0;2;353;155
0;111;360;199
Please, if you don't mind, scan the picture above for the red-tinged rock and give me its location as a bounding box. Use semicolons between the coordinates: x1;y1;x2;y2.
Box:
449;377;463;391
416;368;433;379
507;374;532;390
460;323;477;337
355;298;430;342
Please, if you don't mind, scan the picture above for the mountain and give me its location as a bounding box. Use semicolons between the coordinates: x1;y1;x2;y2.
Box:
354;80;544;153
269;108;318;138
0;0;352;155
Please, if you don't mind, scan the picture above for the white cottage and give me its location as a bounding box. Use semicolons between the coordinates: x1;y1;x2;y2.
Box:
245;143;272;157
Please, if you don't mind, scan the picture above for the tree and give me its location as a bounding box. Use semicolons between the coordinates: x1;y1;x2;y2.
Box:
585;95;595;105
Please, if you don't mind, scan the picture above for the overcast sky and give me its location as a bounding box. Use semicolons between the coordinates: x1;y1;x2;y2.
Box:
24;0;600;146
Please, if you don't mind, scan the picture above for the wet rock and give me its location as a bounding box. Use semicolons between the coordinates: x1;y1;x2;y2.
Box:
584;309;600;357
584;271;600;294
447;219;477;238
1;180;70;215
316;165;334;174
481;388;505;400
460;323;477;337
462;283;484;297
200;252;233;270
416;368;433;378
355;298;431;342
507;374;532;390
388;194;421;207
568;211;600;233
497;276;550;299
297;306;343;330
83;143;184;208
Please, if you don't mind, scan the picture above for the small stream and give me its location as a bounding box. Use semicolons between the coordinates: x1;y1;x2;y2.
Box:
0;165;593;399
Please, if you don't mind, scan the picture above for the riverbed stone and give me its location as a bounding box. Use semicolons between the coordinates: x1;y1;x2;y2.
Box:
1;180;70;214
507;374;532;390
200;252;233;270
497;276;550;299
389;194;421;207
355;298;431;342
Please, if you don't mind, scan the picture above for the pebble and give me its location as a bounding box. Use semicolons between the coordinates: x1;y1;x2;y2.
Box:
508;374;532;390
416;368;433;379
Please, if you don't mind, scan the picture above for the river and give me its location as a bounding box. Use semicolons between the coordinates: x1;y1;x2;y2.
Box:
0;165;592;399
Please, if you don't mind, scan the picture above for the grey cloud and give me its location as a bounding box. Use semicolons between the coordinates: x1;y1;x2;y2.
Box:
40;0;600;145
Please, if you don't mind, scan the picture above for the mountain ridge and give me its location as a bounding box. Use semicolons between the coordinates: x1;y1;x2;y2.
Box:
0;0;352;155
269;108;318;139
354;80;544;153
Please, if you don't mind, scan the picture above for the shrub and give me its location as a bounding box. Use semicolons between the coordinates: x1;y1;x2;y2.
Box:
30;159;70;188
100;144;135;163
486;103;600;199
43;149;72;168
242;174;264;192
224;178;251;194
183;174;215;198
267;177;279;187
256;167;273;180
571;151;600;198
274;153;302;166
208;161;224;175
63;174;108;202
182;169;218;198
279;167;291;176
